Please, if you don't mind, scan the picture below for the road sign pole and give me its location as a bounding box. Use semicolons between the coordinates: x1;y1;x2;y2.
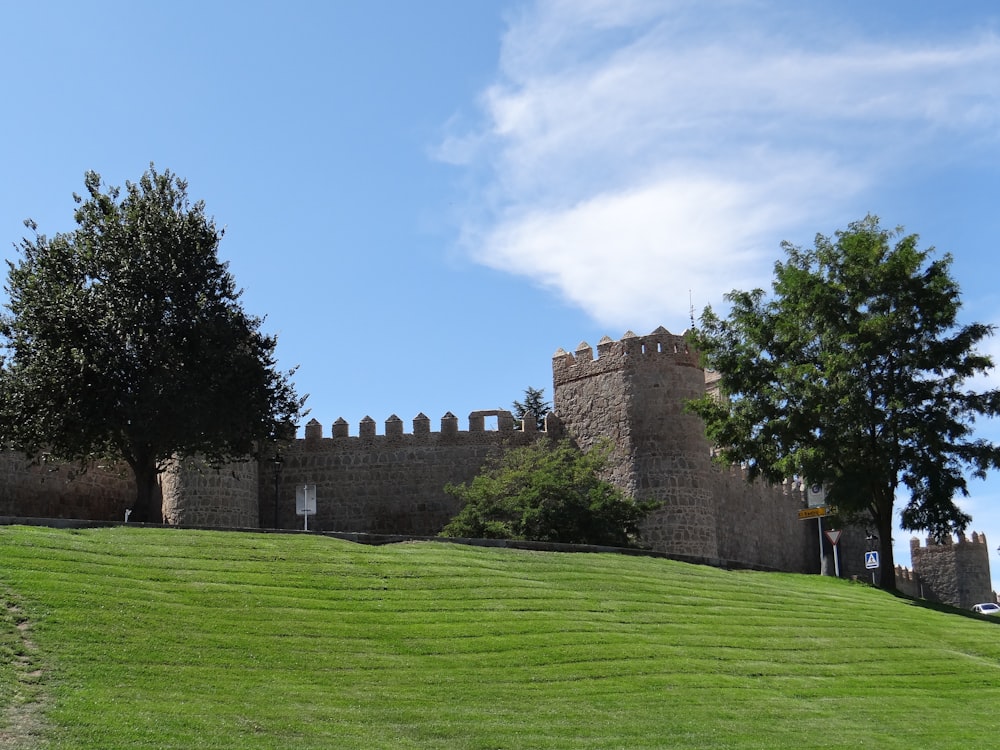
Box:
824;530;843;578
296;484;317;532
864;550;880;584
817;516;824;575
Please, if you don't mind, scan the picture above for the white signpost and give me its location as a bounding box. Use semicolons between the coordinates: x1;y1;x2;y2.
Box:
865;550;880;585
806;483;826;508
824;529;842;577
295;484;317;531
801;482;829;575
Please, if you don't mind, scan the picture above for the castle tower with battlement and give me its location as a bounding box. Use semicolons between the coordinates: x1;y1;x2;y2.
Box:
552;327;719;558
910;532;992;609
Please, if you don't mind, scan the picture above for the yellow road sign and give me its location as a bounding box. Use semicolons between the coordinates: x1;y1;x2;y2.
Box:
798;506;827;520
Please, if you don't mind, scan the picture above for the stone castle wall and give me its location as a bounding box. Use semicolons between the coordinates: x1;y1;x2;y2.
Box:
0;325;991;603
161;456;259;528
266;411;549;535
711;467;814;573
895;566;921;599
0;328;835;575
910;533;992;609
552;328;815;570
553;328;722;559
0;451;132;521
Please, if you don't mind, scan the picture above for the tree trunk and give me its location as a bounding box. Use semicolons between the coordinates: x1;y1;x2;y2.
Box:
874;493;896;591
130;461;163;524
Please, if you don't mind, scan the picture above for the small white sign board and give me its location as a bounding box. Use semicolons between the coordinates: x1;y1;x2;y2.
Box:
865;551;879;570
807;483;826;508
296;484;317;531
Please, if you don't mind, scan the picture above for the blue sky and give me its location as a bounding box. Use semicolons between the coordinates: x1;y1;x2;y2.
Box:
2;1;999;588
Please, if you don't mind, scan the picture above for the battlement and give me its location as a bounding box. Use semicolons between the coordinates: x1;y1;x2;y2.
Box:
299;410;558;445
718;463;806;497
908;531;992;608
265;409;561;536
552;326;699;386
909;531;989;551
893;564;922;598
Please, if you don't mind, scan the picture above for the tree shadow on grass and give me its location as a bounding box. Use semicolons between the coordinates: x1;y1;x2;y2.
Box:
886;587;1000;623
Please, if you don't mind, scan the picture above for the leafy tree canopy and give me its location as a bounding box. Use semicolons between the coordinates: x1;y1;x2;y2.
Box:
512;386;551;431
0;165;305;521
687;215;1000;587
440;438;655;547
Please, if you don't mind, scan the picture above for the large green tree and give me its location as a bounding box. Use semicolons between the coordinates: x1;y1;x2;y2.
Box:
441;438;655;547
687;216;1000;588
0;166;304;522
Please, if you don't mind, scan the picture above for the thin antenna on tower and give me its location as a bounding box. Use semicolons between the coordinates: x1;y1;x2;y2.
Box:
689;290;696;330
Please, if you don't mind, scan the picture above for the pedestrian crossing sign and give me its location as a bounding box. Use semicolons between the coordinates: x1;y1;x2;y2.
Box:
865;551;879;569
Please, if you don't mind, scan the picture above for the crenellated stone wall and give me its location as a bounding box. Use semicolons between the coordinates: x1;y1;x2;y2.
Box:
894;565;921;599
553;327;722;559
910;532;992;609
0;325;991;603
265;411;554;535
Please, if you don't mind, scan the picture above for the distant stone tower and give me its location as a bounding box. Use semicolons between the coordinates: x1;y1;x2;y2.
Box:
552;327;718;558
910;532;993;609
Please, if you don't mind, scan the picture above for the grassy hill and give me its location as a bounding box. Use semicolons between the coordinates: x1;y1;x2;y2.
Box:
0;525;998;749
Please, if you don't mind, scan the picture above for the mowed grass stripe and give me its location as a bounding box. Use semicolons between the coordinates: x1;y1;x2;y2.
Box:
0;525;997;749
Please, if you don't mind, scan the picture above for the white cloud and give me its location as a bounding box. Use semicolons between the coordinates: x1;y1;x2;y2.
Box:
470;154;860;327
440;0;1000;328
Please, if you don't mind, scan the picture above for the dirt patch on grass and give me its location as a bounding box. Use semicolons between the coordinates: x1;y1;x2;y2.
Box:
0;599;48;749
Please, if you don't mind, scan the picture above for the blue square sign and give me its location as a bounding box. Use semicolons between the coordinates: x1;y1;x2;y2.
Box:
865;551;879;569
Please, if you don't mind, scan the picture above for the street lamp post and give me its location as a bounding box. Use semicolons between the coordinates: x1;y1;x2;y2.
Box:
272;454;284;528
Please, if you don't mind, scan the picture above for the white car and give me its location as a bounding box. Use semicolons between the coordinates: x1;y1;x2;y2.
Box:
972;603;1000;616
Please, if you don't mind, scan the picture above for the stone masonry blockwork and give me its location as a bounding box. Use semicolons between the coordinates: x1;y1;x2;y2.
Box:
910;533;992;608
265;412;543;535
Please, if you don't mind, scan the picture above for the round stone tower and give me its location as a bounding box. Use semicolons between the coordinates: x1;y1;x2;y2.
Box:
160;455;259;528
552;326;718;558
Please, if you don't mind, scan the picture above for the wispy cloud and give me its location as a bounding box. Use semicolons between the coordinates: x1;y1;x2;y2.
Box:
439;0;1000;328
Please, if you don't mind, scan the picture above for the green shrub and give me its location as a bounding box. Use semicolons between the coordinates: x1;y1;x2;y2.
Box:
441;439;655;546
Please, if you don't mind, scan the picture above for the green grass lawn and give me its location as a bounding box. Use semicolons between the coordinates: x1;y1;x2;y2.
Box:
0;525;998;749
